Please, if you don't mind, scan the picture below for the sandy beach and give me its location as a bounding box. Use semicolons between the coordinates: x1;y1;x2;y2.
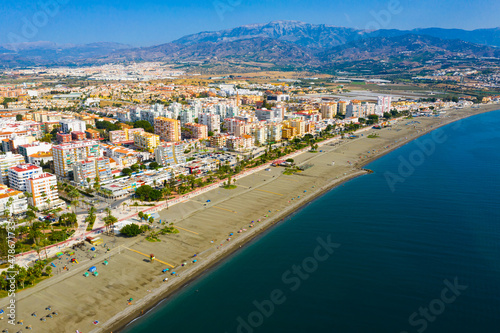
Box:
0;104;498;333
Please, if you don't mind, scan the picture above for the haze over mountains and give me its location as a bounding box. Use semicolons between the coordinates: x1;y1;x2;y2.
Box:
1;21;499;69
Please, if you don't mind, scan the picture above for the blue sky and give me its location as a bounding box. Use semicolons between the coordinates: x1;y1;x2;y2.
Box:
1;0;499;46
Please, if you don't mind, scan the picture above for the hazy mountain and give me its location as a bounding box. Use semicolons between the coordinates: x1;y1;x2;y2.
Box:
102;37;317;65
372;27;500;48
0;41;132;65
173;20;366;49
321;34;500;63
1;21;499;69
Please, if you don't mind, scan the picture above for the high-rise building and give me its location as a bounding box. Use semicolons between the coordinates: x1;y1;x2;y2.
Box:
199;113;220;134
154;117;180;142
377;96;392;115
59;119;87;133
0;152;26;185
8;164;43;192
183;123;208;140
52;140;101;177
26;173;63;209
155;143;186;167
337;101;348;116
320;102;338;119
109;130;127;144
133;132;160;151
73;157;112;185
255;108;283;122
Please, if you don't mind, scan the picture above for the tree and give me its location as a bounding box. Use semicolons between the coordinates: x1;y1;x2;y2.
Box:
16;114;23;121
122;168;133;176
133;120;154;133
120;223;142;237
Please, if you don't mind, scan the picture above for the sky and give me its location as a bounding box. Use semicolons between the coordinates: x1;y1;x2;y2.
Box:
0;0;499;46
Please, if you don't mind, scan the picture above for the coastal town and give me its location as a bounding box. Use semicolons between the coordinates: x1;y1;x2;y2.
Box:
0;67;499;332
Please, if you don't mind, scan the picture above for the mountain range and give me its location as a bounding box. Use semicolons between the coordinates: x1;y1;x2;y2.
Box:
1;21;499;71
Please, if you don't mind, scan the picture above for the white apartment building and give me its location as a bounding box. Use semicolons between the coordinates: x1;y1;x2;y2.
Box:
0;185;28;215
7;164;43;192
199;113;221;133
59;119;87;133
72;157;112;186
18;141;53;162
0;152;26;185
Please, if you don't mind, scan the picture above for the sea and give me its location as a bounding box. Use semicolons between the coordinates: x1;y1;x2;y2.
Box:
123;110;500;333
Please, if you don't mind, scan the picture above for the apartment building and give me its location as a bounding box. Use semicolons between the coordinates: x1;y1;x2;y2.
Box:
85;129;101;140
154;117;180;142
337;101;348;116
255;108;283;122
52;140;101;177
210;134;228;148
71;131;86;141
0;152;26;185
59;119;86;133
199;113;220;134
18;141;52;162
73;157;112;185
183;123;208;140
26;173;63;209
109;130;127;144
56;132;72;143
321;102;338;119
28;151;53;166
0;184;28;215
155;143;186;167
133;132;160;151
7;164;43;192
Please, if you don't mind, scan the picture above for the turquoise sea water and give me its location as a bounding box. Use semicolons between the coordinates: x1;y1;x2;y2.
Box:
124;110;500;333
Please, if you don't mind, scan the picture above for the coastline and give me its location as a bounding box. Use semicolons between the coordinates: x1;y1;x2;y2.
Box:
1;104;497;333
105;104;500;333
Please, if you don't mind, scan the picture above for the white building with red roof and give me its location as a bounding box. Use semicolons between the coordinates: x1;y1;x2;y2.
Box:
8;163;42;192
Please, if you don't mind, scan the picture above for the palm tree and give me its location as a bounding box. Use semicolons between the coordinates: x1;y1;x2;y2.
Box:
70;200;80;214
32;245;42;261
29;227;42;246
24;191;33;205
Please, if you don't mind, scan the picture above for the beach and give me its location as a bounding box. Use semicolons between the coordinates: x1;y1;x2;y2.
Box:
1;104;498;333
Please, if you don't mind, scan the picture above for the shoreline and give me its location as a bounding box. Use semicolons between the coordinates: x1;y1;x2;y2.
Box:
106;104;500;333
